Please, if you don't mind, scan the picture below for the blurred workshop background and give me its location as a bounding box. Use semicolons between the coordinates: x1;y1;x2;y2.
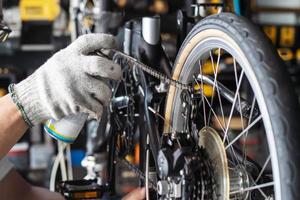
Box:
2;0;300;196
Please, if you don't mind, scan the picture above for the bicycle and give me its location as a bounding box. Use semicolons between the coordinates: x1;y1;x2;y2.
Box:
58;1;300;200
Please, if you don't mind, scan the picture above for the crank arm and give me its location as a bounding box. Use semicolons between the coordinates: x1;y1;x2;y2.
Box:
197;74;259;119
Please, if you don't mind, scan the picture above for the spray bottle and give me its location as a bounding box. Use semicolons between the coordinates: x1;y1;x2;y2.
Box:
44;114;88;143
43;0;89;144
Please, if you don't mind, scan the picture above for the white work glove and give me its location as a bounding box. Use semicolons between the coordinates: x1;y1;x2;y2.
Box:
9;33;121;127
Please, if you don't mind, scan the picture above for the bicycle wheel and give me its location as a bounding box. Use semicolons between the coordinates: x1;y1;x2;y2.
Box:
164;13;300;200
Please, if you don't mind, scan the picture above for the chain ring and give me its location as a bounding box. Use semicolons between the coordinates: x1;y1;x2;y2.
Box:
115;57;138;155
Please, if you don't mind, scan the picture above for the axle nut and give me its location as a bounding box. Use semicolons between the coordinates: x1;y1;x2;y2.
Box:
157;180;169;195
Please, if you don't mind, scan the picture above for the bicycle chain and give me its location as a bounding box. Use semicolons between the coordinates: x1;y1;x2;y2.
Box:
115;149;157;191
97;49;192;91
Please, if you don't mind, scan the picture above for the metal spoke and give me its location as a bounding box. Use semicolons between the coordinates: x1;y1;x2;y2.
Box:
255;155;271;184
223;70;245;143
198;60;207;127
233;58;245;132
253;183;268;199
194;74;242;165
230;182;274;195
214;74;226;128
237;175;269;199
202;93;242;165
207;49;224;126
246;163;270;198
194;55;241;165
198;86;226;133
242;96;256;163
232;58;252;167
225;115;262;150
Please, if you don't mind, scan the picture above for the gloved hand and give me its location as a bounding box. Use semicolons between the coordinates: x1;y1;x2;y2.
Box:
9;33;121;127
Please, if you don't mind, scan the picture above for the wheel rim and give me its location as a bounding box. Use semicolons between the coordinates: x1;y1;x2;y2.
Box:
164;29;280;199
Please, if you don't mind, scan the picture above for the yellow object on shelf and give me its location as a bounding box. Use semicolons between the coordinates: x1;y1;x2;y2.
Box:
20;0;60;22
263;26;277;45
296;49;300;61
277;48;293;61
280;26;295;47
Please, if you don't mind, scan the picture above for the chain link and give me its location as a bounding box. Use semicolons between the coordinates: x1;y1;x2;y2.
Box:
115;149;157;191
97;49;192;91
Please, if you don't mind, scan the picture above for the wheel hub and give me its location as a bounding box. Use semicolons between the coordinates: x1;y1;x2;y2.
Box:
229;165;250;199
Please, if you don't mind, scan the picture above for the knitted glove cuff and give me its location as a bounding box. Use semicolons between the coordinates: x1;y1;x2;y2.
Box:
8;83;33;127
9;73;49;126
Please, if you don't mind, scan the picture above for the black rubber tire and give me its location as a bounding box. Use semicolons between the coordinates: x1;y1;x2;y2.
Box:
167;13;300;200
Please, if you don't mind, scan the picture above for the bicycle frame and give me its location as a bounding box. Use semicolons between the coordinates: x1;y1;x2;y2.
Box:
67;0;245;196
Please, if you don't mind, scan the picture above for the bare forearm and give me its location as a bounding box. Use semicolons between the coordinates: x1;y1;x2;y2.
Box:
0;169;64;200
0;94;28;159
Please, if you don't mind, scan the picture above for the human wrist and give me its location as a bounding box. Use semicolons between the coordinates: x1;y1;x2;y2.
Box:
4;94;28;129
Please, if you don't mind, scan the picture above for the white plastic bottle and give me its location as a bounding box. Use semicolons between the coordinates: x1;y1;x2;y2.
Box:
44;113;88;143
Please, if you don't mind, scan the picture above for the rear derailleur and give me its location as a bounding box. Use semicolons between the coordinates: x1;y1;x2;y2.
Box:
156;132;216;200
